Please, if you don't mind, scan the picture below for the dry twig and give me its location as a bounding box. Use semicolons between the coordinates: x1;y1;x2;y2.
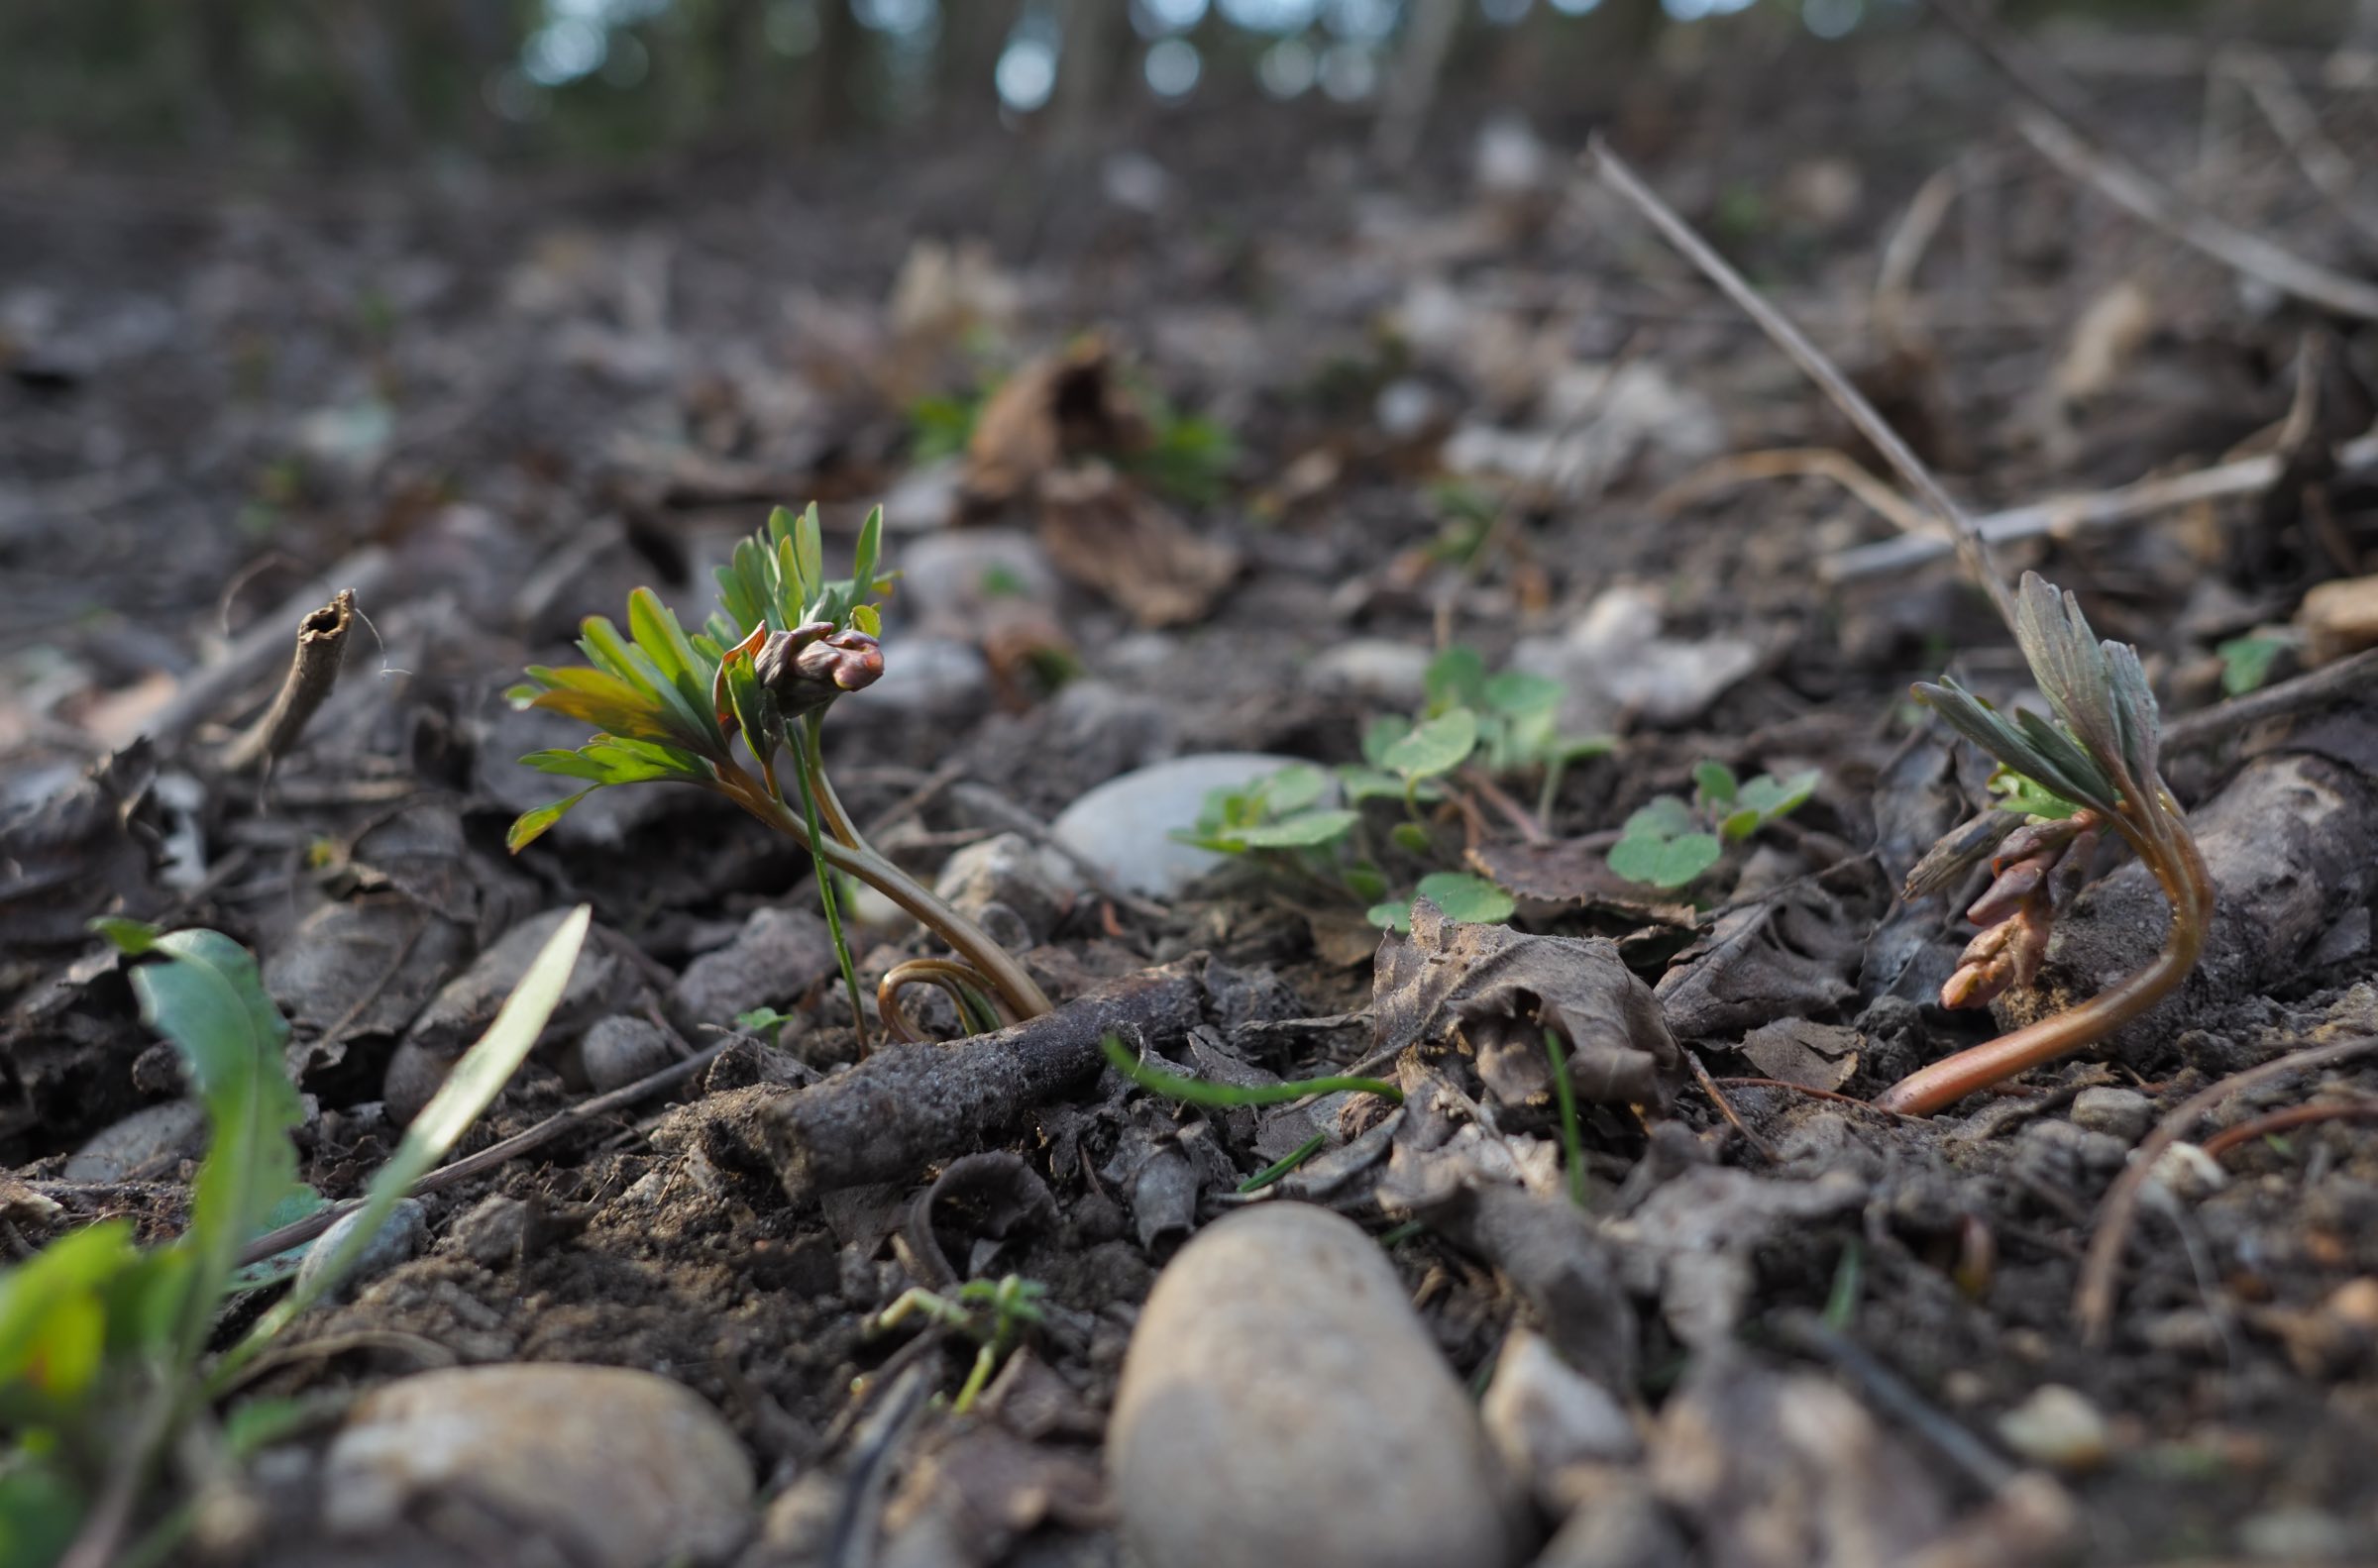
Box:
2074;1033;2378;1343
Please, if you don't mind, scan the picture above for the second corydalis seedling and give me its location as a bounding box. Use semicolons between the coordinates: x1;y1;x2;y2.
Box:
507;502;1053;1042
1877;574;2214;1116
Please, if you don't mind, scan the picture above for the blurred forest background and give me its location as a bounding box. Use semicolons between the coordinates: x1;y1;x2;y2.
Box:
7;0;2367;175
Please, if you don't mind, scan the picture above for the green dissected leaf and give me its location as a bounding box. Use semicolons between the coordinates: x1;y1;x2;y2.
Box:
1263;765;1330;816
131;929;303;1365
794;502;826;599
1237;809;1360;849
1382;707;1478;780
625;588;724;750
851;506;883;601
1692;761;1738;806
223;910;593;1379
1425;646;1489;713
517;683;680;747
1718;807;1762;843
577;616;659;698
1607;830;1722;889
506;791;591;851
1414;872;1515;924
767;503;798;551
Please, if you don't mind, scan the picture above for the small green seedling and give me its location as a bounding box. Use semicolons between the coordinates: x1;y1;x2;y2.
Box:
1173;765;1359;856
734;1006;793;1046
870;1275;1048;1414
1606;763;1819;889
1364;873;1514;934
1;911;588;1568
2215;633;2290;697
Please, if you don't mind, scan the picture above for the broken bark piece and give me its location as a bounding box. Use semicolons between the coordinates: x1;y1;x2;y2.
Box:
763;956;1261;1199
219;587;358;775
1987;723;2378;1061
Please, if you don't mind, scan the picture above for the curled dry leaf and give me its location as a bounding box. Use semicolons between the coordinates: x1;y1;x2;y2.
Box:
1372;896;1680;1112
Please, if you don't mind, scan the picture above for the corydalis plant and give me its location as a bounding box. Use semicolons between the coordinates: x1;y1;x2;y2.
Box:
506;503;1053;1040
1876;574;2213;1115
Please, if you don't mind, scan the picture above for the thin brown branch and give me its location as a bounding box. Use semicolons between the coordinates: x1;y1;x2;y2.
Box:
218;587;357;776
2074;1033;2378;1344
1588;137;2019;632
2162;646;2378;755
2199;1097;2378;1159
1823;431;2378;580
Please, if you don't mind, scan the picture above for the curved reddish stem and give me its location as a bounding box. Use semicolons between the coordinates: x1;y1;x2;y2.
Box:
1875;799;2211;1117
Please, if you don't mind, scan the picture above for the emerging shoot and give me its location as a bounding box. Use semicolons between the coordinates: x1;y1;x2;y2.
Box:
507;502;1053;1041
1876;575;2214;1115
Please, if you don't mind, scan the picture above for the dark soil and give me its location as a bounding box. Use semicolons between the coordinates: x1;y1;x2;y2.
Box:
7;25;2378;1567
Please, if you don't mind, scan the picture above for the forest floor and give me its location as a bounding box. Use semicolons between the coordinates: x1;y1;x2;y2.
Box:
7;20;2378;1567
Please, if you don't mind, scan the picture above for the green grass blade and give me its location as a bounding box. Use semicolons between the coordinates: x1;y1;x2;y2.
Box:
1102;1034;1401;1106
214;907;593;1385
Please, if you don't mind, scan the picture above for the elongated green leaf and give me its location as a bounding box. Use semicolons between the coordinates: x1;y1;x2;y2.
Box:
506;791;590;851
851;505;882;601
521;687;681;745
1737;769;1819;821
221;909;593;1379
578;617;661;700
794;502;825;599
132;930;302;1367
1692;761;1738;806
1383;707;1478;780
626;588;721;751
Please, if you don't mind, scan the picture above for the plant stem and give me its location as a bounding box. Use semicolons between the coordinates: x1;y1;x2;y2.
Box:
711;762;1053;1023
791;718;870;1052
1874;802;2212;1115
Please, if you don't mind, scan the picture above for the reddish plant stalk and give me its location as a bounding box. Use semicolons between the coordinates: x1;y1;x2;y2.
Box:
1875;795;2211;1116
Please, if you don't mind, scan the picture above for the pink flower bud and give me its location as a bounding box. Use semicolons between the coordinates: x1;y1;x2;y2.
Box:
755;621;884;715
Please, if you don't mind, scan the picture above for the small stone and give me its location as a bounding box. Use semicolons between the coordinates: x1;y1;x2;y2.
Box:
668;905;836;1031
933;832;1079;948
1051;752;1332;899
322;1364;752;1568
1110;1203;1524;1568
2237;1505;2356;1561
1996;1385;2110;1472
1479;1329;1640;1510
578;1014;674;1095
448;1194;530;1267
2070;1087;2155;1143
63;1100;206;1182
295;1199;426;1304
1304;638;1433;707
2324;1277;2378;1331
861;634;991;718
2300;574;2378;665
2145;1140;2229;1202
